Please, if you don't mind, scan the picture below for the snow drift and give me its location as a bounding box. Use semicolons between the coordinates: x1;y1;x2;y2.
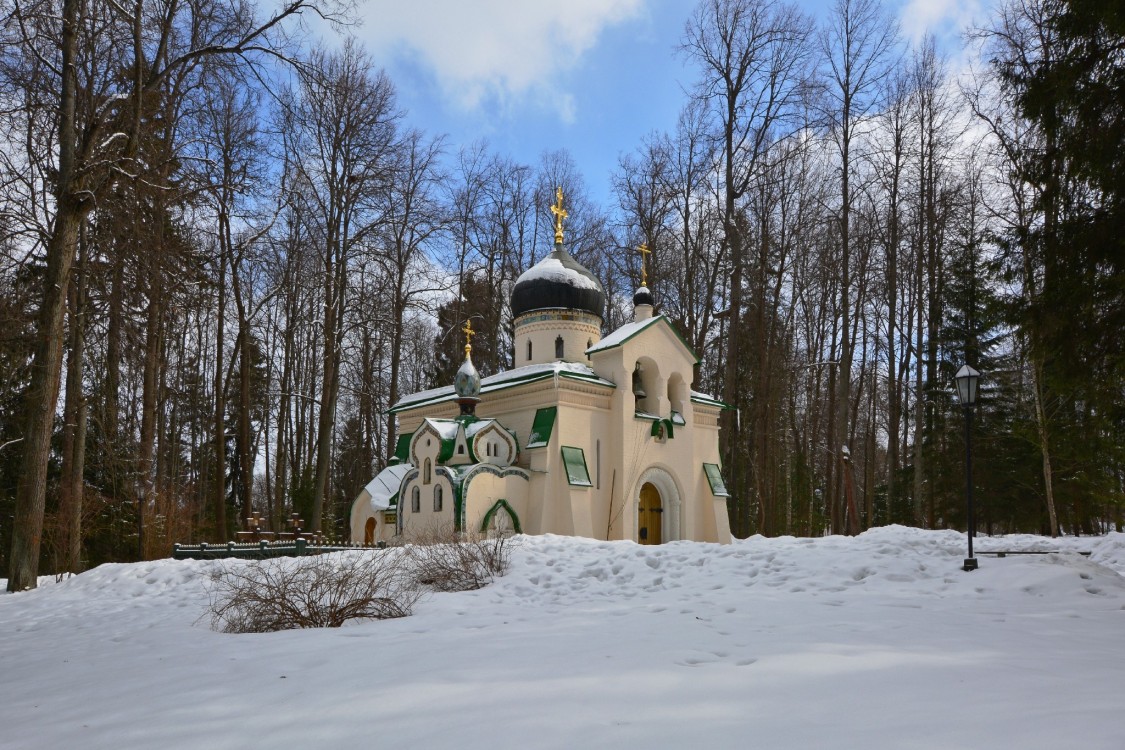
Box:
2;526;1124;749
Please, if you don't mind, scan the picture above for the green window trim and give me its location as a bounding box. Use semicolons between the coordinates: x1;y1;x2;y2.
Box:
703;463;730;497
649;418;675;439
528;406;557;449
561;446;592;487
480;499;522;534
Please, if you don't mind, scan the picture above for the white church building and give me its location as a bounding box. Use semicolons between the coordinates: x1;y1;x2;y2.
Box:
350;190;732;546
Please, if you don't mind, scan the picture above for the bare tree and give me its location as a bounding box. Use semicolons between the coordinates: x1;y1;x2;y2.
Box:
681;0;813;536
2;0;330;589
818;0;898;533
281;41;401;533
375;127;447;488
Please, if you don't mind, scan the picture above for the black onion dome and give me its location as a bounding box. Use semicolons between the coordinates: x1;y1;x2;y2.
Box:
511;245;606;319
633;285;654;307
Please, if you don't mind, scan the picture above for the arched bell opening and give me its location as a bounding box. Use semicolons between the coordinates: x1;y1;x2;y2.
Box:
632;356;662;415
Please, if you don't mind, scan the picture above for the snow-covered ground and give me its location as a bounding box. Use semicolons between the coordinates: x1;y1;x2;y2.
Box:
3;526;1124;749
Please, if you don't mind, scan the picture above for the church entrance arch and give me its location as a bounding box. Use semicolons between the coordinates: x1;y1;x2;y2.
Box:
481;499;522;537
635;467;682;544
364;517;376;545
638;483;662;544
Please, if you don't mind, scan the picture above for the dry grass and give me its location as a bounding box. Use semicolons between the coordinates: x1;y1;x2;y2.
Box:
205;549;422;633
204;527;518;632
405;526;515;593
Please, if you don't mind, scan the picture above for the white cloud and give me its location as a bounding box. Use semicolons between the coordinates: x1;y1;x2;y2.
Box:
358;0;645;121
898;0;988;44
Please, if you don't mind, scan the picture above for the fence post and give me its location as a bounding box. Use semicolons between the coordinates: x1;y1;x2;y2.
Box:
296;538;307;556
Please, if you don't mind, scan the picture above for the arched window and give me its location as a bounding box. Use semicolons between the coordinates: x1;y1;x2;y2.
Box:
527;340;533;361
457;444;465;455
423;458;431;484
434;485;443;512
411;486;420;513
667;372;687;415
555;335;564;359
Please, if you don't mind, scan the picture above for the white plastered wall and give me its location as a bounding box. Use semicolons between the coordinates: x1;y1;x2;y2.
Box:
461;469;531;535
589;317;730;544
388;317;731;544
513;311;601;366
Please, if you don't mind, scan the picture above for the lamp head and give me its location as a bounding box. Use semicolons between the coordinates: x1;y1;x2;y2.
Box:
955;364;981;407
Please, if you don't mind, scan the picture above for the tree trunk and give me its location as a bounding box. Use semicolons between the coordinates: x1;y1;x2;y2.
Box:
59;229;89;574
213;251;228;539
7;206;83;590
6;0;87;591
311;255;341;533
138;291;162;561
1032;360;1059;536
231;261;254;523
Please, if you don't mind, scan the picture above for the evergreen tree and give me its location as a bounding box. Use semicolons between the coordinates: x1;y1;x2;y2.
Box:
428;272;502;389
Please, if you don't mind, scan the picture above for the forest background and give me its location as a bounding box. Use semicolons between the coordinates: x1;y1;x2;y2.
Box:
1;0;1122;590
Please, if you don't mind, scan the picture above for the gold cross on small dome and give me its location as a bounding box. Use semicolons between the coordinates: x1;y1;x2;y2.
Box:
637;243;651;287
550;186;568;244
462;319;476;357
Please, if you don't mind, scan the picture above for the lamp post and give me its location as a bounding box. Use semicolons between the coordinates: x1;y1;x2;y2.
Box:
954;364;981;571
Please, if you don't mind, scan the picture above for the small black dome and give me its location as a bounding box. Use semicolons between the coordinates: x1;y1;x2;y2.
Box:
511;246;605;319
633;285;654;307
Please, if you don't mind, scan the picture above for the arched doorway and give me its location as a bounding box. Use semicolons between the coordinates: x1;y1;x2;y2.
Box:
364;517;376;545
481;499;522;538
638;482;662;545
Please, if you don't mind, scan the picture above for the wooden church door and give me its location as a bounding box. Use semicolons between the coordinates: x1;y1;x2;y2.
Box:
638;482;662;545
364;517;376;545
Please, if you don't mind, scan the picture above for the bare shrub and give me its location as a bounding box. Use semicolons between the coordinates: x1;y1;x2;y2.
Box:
205;550;422;633
406;526;515;593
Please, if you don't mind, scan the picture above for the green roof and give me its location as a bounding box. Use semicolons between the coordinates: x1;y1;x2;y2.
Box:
528;406;557;449
393;432;413;463
389;363;615;414
561;446;592;487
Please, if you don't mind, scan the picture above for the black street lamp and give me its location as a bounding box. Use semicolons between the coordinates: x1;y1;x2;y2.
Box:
954;364;981;571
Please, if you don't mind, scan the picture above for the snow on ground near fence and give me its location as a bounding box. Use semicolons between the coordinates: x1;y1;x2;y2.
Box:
2;526;1125;749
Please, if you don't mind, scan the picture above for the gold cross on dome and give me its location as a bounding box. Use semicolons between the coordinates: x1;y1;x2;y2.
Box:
637;243;651;287
461;319;476;357
550;186;568;244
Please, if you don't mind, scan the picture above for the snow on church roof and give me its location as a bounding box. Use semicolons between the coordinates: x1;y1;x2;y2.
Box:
514;255;603;291
584;315;664;354
510;247;606;319
390;361;616;413
586;314;700;365
359;463;413;511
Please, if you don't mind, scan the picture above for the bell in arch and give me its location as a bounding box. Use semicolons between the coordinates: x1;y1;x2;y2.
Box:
632;363;647;399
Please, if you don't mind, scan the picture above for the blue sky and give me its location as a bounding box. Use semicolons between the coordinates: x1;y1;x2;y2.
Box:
354;0;989;207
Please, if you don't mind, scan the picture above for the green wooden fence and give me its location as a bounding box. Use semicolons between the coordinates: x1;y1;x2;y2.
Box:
172;539;373;560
